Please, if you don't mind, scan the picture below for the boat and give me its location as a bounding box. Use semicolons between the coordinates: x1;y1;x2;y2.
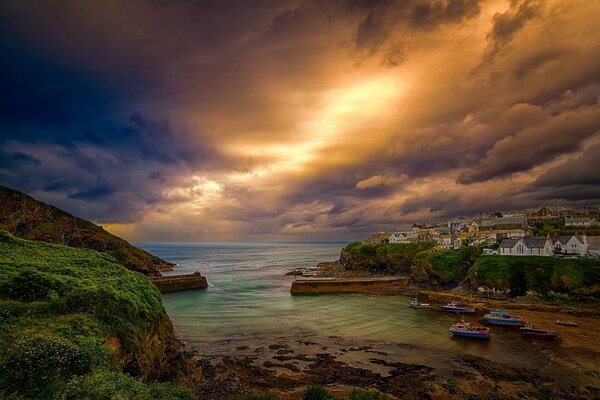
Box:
483;310;524;326
409;297;430;309
441;301;476;314
519;324;560;339
556;320;580;327
450;320;491;340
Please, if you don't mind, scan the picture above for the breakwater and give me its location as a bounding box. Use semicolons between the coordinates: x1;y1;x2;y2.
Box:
150;272;208;293
290;277;408;293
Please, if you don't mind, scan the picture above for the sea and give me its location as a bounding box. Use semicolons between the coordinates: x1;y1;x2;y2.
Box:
138;242;553;365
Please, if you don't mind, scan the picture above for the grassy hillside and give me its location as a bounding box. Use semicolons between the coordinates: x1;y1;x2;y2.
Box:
411;247;482;288
0;185;174;275
463;255;600;300
0;230;195;399
340;242;435;274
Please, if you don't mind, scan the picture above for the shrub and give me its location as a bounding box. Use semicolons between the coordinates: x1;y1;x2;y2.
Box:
4;269;64;301
58;369;196;400
303;385;336;400
3;333;91;396
348;389;389;400
228;394;281;400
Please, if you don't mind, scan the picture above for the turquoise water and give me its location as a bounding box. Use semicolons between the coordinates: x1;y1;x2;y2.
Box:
139;242;541;362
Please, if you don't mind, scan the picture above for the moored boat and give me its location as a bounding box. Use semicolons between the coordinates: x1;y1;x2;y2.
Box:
484;310;524;326
519;324;560;339
450;320;490;340
409;297;430;309
556;320;580;327
441;301;476;314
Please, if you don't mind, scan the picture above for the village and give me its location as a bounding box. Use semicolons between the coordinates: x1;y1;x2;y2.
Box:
367;206;600;258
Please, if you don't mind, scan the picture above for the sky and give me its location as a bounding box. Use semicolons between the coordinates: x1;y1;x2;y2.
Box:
0;0;599;242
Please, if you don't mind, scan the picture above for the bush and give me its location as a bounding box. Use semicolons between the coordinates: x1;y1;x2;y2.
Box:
348;389;389;400
3;333;91;396
58;369;196;400
303;385;336;400
228;394;281;400
3;269;65;301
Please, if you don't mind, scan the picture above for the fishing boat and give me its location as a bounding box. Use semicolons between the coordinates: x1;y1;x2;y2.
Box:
441;301;476;314
556;320;580;327
483;310;524;326
450;320;491;340
519;324;560;339
409;297;430;309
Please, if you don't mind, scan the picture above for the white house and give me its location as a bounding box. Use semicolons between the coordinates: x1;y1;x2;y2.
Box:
499;237;553;256
565;217;594;227
389;232;410;244
553;235;589;256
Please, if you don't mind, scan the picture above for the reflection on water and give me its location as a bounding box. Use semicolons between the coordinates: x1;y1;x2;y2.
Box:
139;242;557;367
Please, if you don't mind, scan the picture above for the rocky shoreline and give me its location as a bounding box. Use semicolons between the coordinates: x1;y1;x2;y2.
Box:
185;332;599;399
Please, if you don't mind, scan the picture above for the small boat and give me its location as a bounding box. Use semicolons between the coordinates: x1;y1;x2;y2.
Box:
519;324;560;339
484;310;524;326
409;297;430;309
556;320;580;327
450;320;490;340
441;301;476;314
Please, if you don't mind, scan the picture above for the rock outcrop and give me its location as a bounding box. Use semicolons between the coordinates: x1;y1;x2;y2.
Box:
0;185;174;275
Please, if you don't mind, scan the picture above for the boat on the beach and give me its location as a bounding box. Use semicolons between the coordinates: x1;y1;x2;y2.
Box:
441;301;476;314
450;320;491;340
519;324;560;339
483;310;524;326
409;297;430;309
556;320;580;327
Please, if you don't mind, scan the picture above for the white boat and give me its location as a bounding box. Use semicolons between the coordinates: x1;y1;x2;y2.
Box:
409;297;430;309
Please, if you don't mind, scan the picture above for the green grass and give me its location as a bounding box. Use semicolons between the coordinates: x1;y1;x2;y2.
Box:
465;255;600;299
0;230;195;399
303;385;337;400
342;242;435;273
412;247;481;281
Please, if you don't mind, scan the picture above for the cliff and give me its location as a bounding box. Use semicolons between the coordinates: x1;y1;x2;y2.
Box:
338;242;600;300
0;185;174;275
410;247;481;289
0;230;195;399
339;242;435;274
462;255;600;301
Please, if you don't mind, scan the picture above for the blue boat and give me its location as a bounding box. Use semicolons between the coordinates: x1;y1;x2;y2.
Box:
484;310;524;326
441;301;476;314
450;321;491;340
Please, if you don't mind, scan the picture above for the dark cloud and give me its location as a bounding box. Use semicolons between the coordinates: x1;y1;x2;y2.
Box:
457;102;600;184
533;144;600;188
485;0;543;61
0;151;40;169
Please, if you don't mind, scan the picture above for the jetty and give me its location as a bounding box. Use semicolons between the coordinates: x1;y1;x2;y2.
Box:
290;277;407;294
149;271;208;293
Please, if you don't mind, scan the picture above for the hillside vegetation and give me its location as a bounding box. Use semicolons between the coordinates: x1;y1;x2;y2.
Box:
0;185;174;275
340;242;435;274
0;230;195;399
411;247;482;288
463;255;600;300
339;241;600;300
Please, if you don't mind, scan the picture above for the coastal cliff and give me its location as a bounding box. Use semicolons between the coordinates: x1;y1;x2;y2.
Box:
0;230;195;399
0;185;174;275
337;241;600;300
339;242;434;274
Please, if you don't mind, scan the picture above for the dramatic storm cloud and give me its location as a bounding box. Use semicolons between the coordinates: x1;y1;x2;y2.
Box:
0;0;599;241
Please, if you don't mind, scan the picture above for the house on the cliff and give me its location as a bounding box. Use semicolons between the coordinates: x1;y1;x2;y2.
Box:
552;235;589;256
565;217;594;227
389;232;410;243
499;236;553;256
477;216;528;240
